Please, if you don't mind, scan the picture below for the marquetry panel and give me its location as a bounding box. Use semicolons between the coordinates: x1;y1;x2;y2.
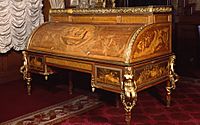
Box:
134;59;169;90
28;23;142;63
94;65;122;92
28;55;45;71
132;23;172;62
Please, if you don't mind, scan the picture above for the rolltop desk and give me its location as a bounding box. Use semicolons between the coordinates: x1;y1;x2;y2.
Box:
20;6;179;125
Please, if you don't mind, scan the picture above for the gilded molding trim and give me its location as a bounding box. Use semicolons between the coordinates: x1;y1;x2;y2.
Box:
124;25;146;63
50;6;172;15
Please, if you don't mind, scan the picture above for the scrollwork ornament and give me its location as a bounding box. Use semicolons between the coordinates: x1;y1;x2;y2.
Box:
20;51;32;95
168;55;179;90
166;55;179;106
20;51;31;82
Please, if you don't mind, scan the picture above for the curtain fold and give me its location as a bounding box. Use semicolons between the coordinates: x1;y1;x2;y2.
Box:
0;0;44;53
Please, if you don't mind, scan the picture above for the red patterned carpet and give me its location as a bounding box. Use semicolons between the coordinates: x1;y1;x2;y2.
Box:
1;95;102;125
0;72;200;125
61;77;200;125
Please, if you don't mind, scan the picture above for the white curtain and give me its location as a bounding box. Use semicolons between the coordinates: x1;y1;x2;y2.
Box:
49;0;65;9
0;0;44;53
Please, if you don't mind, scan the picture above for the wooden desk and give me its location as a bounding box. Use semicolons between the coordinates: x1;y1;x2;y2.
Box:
20;6;178;125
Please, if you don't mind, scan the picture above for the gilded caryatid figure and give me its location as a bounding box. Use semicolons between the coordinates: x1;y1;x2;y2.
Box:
121;67;137;125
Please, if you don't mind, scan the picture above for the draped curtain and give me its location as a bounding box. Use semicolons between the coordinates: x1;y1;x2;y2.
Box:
0;0;44;53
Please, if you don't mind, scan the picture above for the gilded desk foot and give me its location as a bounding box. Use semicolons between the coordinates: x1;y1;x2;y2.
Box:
91;74;95;92
125;111;132;125
166;81;172;107
44;65;52;81
26;73;32;95
121;67;137;125
45;75;48;80
21;71;32;95
166;55;179;107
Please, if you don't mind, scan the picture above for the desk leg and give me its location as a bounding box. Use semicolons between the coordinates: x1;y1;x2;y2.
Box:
20;66;32;95
166;80;172;107
26;72;32;95
68;71;73;95
121;67;137;125
166;55;179;107
91;74;95;92
20;51;32;95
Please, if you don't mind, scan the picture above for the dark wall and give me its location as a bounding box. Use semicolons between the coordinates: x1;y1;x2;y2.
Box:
115;0;168;7
0;51;22;84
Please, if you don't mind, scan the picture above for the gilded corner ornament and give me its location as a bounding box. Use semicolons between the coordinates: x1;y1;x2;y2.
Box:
168;55;179;89
121;67;137;112
121;67;137;125
20;51;30;81
20;51;32;95
166;55;178;107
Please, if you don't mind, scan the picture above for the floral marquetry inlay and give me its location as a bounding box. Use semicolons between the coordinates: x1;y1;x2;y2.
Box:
29;56;44;70
133;24;171;60
29;22;142;62
136;63;168;86
96;66;121;85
